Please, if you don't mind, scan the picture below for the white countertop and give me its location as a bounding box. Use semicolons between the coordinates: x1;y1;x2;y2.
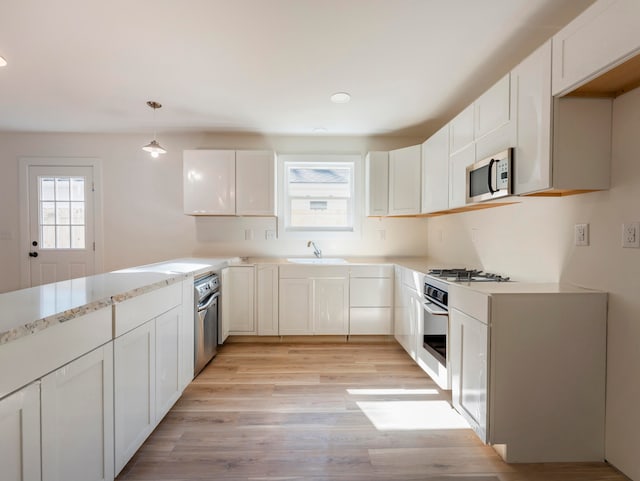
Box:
447;280;606;295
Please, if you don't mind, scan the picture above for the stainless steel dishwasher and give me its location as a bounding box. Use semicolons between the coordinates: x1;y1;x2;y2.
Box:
194;273;220;376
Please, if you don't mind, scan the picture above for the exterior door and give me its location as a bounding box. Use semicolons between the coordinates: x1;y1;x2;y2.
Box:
26;164;96;286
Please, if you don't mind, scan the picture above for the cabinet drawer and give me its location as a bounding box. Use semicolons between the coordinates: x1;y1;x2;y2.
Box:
449;284;489;324
0;308;112;400
350;264;393;278
350;278;393;307
114;283;182;337
350;308;392;335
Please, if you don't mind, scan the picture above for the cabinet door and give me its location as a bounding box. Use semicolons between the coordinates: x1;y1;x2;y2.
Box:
279;278;312;335
223;266;256;334
155;306;181;421
388;145;421;216
179;278;194;391
365;151;389;216
394;279;417;360
236;150;275;215
512;40;553;195
474;74;511;140
183;150;236;215
114;321;155;475
349;278;393;307
421;125;450;213
0;382;41;481
41;344;114;481
313;278;349;335
450;308;488;442
448;143;475;209
552;0;640;95
449;104;474;154
257;265;279;335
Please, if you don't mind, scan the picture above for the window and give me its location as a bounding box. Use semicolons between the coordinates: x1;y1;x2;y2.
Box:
38;176;86;249
284;160;355;232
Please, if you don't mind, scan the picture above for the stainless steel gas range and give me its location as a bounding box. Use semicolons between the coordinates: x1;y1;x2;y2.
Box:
417;268;510;390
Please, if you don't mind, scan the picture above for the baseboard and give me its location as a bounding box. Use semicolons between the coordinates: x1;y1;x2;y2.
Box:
226;335;395;344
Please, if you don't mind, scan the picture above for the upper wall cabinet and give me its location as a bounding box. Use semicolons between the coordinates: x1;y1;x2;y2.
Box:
421;125;450;214
512;40;612;195
449;105;475;155
365;146;421;216
388;145;421;216
365;151;389;216
183;150;276;216
552;0;640;96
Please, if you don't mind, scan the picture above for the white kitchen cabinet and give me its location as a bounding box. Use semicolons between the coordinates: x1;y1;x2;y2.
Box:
349;265;393;335
41;343;114;481
394;266;421;359
279;278;312;335
388;145;421;215
256;264;279;335
512;40;613;195
279;266;349;335
474;74;511;140
421;125;449;214
222;266;256;335
183;150;236;215
449;283;607;463
0;382;41;481
448;143;475;209
236;150;276;215
552;0;640;96
450;306;489;442
449;104;475;155
313;278;349;335
114;321;155;475
365;151;389;216
179;278;194;391
184;149;276;216
155;306;181;421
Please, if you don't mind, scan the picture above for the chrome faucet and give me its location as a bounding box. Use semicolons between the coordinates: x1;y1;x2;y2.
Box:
307;240;322;258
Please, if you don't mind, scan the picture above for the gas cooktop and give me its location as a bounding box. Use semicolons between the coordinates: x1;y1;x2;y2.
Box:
427;268;510;283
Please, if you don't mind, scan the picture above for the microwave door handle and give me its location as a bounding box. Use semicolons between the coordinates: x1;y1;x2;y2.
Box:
487;158;496;194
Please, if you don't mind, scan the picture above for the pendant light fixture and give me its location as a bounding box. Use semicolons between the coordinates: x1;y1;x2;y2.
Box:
142;101;167;158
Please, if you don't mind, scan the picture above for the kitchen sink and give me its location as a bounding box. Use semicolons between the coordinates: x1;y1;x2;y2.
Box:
286;258;348;264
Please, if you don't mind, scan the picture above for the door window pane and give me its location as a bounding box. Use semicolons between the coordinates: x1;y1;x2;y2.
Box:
38;176;86;249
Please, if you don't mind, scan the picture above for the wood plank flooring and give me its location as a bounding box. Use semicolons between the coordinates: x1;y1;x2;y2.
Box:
116;342;629;481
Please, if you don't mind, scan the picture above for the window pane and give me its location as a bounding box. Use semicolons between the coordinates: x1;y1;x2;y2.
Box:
41;226;56;248
55;178;70;201
290;198;349;228
70;202;85;225
71;226;85;249
288;167;351;197
41;202;56;225
56;226;70;248
56;202;70;224
40;178;55;201
70;178;85;201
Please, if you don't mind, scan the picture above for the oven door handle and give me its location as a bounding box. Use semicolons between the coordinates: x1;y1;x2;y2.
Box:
423;301;448;316
197;291;220;312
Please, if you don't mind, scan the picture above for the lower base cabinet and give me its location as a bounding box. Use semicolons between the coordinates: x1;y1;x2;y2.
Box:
0;382;41;481
41;344;114;481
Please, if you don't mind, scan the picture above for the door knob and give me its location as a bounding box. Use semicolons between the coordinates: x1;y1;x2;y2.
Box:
28;251;38;258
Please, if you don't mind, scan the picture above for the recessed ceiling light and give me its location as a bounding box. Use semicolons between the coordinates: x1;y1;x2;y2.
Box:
330;92;351;103
0;56;7;67
313;127;328;133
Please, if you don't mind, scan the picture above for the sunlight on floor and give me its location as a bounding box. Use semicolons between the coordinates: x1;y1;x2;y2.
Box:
356;400;470;431
347;388;439;396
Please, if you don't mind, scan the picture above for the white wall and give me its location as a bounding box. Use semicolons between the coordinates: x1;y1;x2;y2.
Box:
426;86;640;480
0;131;427;293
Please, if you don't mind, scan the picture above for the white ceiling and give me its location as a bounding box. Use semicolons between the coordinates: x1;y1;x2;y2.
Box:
0;0;594;138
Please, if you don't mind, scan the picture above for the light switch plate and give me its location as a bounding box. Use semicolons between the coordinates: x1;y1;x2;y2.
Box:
622;222;640;248
575;223;589;246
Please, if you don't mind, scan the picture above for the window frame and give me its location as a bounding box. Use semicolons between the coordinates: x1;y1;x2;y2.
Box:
277;153;363;240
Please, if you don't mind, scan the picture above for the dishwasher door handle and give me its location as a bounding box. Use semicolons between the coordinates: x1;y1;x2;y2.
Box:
197;291;220;312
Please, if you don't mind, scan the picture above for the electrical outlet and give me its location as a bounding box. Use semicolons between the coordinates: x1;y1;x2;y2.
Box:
265;230;276;240
622;222;640;248
575;223;589;246
244;229;253;241
378;229;386;241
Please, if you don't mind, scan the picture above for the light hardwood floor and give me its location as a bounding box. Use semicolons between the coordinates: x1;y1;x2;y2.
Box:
117;342;629;481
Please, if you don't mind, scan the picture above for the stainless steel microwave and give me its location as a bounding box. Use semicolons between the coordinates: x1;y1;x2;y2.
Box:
466;148;513;203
